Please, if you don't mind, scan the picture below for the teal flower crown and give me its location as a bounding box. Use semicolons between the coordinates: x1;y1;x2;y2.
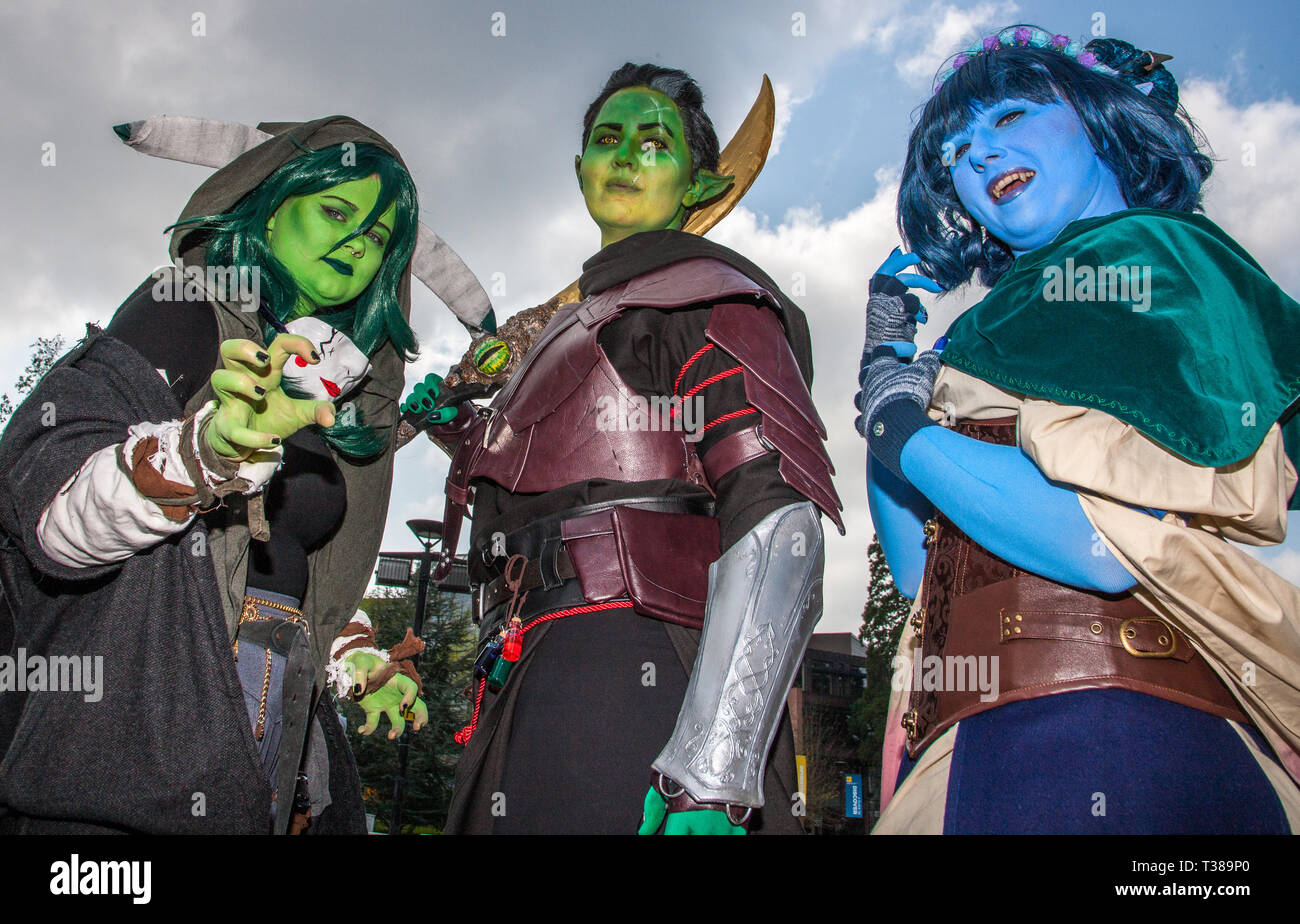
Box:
934;26;1119;93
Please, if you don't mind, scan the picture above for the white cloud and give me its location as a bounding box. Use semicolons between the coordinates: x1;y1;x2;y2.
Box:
1247;545;1300;586
890;1;1021;88
1183;79;1300;294
709;178;987;632
769;81;812;159
812;0;904;48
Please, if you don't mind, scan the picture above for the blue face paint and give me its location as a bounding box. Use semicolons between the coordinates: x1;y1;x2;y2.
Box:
944;98;1128;255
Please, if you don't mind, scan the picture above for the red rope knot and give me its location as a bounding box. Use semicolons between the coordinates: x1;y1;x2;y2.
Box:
453;600;637;746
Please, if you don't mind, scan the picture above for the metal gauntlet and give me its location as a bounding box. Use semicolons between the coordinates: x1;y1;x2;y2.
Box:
652;501;824;807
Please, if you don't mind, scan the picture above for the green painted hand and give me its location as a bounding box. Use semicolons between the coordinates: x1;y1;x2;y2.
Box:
345;651;429;740
206;334;336;461
401;372;456;425
637;786;746;835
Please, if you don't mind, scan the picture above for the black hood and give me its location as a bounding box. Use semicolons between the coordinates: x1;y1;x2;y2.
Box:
579;229;815;384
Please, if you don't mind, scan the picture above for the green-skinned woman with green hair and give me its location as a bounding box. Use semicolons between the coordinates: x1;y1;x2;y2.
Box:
0;116;431;834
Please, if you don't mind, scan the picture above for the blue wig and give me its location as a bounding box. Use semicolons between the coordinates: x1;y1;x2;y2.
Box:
898;31;1214;290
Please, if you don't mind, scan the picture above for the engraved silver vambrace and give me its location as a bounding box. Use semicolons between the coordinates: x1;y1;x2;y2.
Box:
652;501;824;807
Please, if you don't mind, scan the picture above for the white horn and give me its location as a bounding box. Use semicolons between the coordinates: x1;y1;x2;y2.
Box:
114;115;272;168
412;223;496;334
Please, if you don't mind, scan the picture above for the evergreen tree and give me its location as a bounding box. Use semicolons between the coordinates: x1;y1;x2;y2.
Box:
0;335;66;430
847;534;912;818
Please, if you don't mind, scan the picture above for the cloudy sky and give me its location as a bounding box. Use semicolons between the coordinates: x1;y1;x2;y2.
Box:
3;0;1298;632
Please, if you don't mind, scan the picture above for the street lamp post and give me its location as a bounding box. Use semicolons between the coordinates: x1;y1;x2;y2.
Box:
388;518;443;835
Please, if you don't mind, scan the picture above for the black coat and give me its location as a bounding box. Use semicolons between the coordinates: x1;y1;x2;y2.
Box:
0;328;272;832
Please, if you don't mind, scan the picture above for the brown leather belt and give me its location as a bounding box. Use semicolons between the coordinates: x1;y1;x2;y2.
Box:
479;547;578;615
476;501;721;631
902;417;1249;759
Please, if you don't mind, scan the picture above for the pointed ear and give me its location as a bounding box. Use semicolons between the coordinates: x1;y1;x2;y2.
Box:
574;154;583;190
682;169;735;207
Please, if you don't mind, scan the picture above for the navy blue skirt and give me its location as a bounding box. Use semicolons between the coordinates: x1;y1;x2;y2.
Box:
896;689;1293;834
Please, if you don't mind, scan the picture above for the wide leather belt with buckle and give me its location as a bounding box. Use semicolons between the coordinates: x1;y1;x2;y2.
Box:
479;547;579;615
903;524;1250;759
480;495;714;563
473;494;718;630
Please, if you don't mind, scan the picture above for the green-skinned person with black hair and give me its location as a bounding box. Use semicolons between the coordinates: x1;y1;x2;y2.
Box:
407;65;844;834
0;117;432;834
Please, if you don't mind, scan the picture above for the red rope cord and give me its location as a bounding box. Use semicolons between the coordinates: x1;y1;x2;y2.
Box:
702;407;758;432
522;599;634;633
671;365;745;419
454;599;637;746
673;343;714;397
454;677;486;745
682;365;742;399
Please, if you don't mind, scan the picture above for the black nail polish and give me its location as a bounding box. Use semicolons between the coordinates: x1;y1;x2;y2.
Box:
353;684;363;697
256;351;269;363
271;437;281;445
311;351;321;361
254;385;266;395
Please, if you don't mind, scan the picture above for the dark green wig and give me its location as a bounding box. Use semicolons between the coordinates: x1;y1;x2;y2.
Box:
171;142;419;458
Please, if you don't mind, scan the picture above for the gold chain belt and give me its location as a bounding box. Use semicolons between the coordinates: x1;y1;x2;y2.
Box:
236;595;308;741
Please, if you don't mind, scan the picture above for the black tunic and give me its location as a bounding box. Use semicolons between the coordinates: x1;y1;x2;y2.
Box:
448;234;816;834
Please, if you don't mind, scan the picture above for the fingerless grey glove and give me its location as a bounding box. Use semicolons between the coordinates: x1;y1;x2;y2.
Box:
863;273;928;359
854;348;941;480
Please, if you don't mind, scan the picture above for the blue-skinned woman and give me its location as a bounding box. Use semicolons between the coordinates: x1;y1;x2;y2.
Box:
857;27;1300;833
0;116;432;833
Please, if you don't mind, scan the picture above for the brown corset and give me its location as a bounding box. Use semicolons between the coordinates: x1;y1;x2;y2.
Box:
902;417;1248;759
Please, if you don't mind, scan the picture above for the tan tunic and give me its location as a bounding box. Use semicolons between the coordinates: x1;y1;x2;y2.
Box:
874;366;1300;832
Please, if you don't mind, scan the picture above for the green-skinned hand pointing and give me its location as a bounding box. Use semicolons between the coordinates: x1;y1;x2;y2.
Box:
206;333;337;460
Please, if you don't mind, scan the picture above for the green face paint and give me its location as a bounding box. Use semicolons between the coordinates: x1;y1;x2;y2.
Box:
578;87;701;249
265;175;397;315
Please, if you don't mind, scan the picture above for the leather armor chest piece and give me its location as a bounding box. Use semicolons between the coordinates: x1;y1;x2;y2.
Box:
451;284;706;500
902;417;1247;759
433;257;842;588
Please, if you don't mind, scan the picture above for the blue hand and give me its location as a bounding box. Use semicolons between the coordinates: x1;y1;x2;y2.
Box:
866;249;942;361
883;340;919;359
875;247;944;294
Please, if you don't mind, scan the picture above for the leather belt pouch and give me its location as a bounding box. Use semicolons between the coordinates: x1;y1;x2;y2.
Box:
560;510;629;604
559;505;721;630
611;505;719;630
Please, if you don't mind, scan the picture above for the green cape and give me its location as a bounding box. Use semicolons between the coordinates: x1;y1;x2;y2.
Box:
942;210;1300;503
